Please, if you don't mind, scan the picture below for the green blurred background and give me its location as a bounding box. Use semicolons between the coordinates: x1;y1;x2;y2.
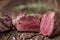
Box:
0;0;60;19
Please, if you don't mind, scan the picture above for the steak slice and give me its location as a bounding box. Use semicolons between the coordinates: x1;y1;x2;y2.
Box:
50;12;60;37
16;14;40;32
40;11;55;36
0;14;13;32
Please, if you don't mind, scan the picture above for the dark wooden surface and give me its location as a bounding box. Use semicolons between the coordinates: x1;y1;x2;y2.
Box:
0;29;60;40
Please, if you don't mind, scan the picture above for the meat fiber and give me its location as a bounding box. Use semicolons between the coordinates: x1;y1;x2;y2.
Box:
40;11;60;37
51;12;60;37
40;11;55;36
0;14;13;32
16;14;40;32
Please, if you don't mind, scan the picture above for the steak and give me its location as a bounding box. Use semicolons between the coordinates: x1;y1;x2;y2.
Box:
40;11;55;36
16;13;40;32
0;14;13;32
51;12;60;37
40;11;60;38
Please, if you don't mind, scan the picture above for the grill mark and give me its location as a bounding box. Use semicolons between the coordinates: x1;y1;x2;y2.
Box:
0;21;10;28
0;22;10;32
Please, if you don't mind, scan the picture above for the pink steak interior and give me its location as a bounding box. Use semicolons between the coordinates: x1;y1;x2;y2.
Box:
16;16;40;32
40;11;55;36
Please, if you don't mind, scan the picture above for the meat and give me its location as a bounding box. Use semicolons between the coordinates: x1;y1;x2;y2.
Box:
0;14;13;32
13;13;26;25
40;11;60;38
16;14;40;32
50;12;60;37
40;11;55;36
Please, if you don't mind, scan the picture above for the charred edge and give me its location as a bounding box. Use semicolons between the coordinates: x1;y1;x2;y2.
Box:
0;21;11;28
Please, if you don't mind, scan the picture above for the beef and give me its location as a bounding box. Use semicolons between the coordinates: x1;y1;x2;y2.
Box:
16;14;40;32
40;11;55;36
50;12;60;37
0;14;13;32
40;11;60;37
13;13;26;25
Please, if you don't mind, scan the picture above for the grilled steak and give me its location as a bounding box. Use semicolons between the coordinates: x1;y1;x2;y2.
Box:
16;13;40;32
0;14;13;32
40;11;60;38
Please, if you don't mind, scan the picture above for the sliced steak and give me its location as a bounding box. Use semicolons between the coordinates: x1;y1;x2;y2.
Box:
50;12;60;37
40;11;55;36
0;14;13;32
40;11;60;38
16;14;40;32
